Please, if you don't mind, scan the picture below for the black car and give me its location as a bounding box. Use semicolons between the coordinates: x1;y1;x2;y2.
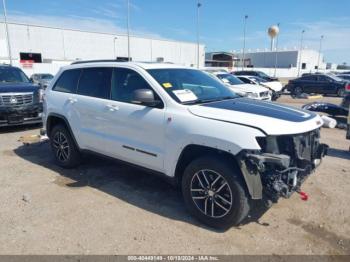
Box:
232;70;278;82
0;65;43;127
287;73;349;97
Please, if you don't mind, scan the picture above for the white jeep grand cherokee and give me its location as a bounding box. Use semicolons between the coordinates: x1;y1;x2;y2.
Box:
43;61;328;229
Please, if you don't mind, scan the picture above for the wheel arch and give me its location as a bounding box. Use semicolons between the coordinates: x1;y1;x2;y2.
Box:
175;145;244;187
46;113;80;150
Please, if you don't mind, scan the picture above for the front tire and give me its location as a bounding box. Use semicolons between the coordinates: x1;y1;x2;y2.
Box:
50;124;81;168
182;156;250;229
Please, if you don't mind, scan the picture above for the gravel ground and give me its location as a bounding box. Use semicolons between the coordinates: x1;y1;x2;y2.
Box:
0;95;349;255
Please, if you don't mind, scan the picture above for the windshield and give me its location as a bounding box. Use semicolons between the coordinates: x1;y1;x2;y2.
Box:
327;74;343;82
0;68;30;83
216;74;244;85
257;71;270;78
41;74;54;80
250;76;267;83
147;69;238;104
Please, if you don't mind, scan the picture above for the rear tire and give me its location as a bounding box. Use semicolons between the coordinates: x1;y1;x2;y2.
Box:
182;156;250;229
50;124;81;168
293;86;303;96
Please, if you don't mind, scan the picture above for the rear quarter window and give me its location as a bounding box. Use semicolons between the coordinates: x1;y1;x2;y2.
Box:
53;69;81;93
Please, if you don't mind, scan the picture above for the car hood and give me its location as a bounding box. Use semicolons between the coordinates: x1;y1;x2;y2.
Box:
227;83;269;93
261;81;283;92
187;98;323;135
0;83;39;93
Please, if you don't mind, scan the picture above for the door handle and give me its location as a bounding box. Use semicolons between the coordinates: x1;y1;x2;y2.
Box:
68;97;77;104
106;104;119;111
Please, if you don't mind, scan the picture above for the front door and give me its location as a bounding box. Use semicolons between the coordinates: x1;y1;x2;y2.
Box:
102;67;166;173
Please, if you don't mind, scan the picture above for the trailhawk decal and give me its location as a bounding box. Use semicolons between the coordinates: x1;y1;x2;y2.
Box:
201;98;316;122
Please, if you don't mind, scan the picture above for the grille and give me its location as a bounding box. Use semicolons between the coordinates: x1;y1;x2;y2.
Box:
0;93;33;106
259;91;269;97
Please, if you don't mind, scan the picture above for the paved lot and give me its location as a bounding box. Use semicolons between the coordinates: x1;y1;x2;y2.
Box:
0;95;349;255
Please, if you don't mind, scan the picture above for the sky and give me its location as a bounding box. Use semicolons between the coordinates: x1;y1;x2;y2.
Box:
3;0;350;64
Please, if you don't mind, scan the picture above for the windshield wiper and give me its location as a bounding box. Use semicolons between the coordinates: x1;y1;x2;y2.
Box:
183;96;236;105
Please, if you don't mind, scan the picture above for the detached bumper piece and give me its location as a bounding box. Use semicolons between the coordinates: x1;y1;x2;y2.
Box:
0;103;43;127
245;129;328;202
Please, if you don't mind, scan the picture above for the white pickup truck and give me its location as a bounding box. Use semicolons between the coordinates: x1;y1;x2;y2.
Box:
43;61;328;229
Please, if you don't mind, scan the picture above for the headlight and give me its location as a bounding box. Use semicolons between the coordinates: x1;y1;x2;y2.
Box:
39;89;44;102
246;92;259;98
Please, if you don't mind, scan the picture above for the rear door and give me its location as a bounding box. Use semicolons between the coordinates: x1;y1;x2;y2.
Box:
317;75;337;94
73;67;114;151
301;75;318;93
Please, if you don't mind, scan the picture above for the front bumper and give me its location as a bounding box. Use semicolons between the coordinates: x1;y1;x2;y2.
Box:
271;91;282;100
0;103;43;127
241;129;328;201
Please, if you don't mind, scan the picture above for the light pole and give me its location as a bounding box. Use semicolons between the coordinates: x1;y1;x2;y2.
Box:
113;37;118;59
2;0;12;65
273;22;280;77
317;35;324;71
196;1;201;68
127;0;131;61
297;30;305;77
242;15;248;70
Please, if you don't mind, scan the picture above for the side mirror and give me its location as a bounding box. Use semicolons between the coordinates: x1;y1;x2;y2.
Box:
133;89;161;107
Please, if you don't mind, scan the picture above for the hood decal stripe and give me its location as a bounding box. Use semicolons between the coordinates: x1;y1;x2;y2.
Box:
201;98;316;122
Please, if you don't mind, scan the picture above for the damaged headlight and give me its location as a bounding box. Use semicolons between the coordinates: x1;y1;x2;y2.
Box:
246;92;259;98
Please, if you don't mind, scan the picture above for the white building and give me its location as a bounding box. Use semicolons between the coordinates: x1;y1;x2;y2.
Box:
0;22;205;75
235;49;327;71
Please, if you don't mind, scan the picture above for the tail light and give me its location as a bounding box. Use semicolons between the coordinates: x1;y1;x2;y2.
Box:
346;84;350;92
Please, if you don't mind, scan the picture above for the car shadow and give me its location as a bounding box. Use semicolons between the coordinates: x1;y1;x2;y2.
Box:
13;141;269;232
0;123;42;134
327;148;350;160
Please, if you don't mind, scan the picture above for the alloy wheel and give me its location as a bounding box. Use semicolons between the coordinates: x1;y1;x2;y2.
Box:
190;169;233;218
52;131;70;162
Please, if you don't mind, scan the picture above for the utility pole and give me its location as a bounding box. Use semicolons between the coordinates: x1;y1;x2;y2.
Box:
273;22;280;77
127;0;131;61
2;0;12;65
242;15;248;70
297;30;305;77
317;35;324;71
113;37;118;59
196;1;201;68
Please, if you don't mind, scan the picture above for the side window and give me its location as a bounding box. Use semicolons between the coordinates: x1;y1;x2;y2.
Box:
303;76;315;81
111;68;163;106
318;75;330;82
77;67;112;99
239;77;249;84
53;69;81;93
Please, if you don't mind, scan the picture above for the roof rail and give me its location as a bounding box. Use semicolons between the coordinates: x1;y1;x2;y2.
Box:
71;59;129;65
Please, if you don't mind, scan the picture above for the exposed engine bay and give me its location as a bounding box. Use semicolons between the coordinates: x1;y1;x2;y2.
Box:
241;128;328;202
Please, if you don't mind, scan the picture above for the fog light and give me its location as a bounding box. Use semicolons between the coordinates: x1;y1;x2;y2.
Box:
313;159;321;167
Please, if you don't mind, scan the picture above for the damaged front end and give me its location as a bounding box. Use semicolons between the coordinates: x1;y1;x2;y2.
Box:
238;128;328;202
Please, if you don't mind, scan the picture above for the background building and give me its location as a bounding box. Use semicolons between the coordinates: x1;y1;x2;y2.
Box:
205;52;237;68
235;49;327;70
0;22;205;75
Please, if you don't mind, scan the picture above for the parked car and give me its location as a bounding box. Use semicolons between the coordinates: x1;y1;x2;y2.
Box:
237;75;282;101
337;74;350;82
43;61;328;229
0;65;43;127
30;73;54;89
210;72;272;101
287;73;349;97
232;70;278;82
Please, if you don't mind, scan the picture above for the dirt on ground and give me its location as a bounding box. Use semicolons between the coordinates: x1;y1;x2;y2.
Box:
0;95;349;255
